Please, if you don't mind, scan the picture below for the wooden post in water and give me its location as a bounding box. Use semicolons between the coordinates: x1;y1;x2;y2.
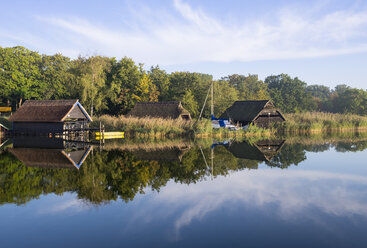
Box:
102;124;105;144
99;121;102;151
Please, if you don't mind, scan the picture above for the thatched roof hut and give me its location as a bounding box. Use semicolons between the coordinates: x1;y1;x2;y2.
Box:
219;100;285;128
9;100;92;134
127;101;191;120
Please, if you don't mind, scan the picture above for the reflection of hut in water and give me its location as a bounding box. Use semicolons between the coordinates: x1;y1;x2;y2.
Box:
127;101;191;120
9;147;92;169
9;136;92;169
0;123;8;134
9;99;92;135
225;140;285;161
131;146;190;162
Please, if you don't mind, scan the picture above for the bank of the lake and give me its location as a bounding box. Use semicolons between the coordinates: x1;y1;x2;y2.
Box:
274;112;367;134
93;112;367;139
92;115;272;138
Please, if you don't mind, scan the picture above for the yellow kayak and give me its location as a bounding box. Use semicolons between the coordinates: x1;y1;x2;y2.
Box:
95;131;124;139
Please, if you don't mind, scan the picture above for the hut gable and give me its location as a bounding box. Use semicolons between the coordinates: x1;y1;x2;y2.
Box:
9;100;92;123
219;100;285;127
127;101;191;120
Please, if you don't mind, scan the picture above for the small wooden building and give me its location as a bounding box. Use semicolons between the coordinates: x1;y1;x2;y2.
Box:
219;100;285;128
127;101;191;120
9;100;92;135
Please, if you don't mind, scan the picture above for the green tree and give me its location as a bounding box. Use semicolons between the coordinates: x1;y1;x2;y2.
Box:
224;74;269;100
106;58;159;115
0;46;44;108
168;72;212;118
181;90;199;117
211;80;238;117
72;56;111;116
148;65;170;101
40;53;74;100
265;74;317;113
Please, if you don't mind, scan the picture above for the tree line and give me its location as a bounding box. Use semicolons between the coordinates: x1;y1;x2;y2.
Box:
1;46;366;117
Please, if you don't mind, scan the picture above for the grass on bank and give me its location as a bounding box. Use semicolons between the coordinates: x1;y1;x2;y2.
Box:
274;112;367;134
92;115;270;138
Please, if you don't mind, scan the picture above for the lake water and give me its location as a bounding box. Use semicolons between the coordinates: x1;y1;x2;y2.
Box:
1;136;367;247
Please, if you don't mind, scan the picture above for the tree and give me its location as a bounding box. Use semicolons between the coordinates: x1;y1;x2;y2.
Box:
106;58;159;115
168;72;212;118
306;85;331;111
181;90;199;117
148;65;170;101
40;53;74;100
0;46;44;108
223;74;269;100
211;80;238;117
72;56;111;116
265;74;317;113
337;88;367;115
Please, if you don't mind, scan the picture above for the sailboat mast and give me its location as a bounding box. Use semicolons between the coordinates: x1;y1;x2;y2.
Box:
211;81;214;117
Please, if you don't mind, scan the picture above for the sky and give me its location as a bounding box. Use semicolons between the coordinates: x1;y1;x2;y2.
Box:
1;0;367;89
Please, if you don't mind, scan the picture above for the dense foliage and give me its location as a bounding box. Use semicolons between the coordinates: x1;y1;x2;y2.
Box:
1;46;367;116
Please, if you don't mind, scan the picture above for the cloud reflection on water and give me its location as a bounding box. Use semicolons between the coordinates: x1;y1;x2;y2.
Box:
147;169;367;236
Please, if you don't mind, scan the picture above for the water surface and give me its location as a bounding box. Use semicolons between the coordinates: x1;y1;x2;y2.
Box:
0;136;367;247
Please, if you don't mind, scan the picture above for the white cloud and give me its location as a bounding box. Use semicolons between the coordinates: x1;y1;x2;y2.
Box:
18;1;367;65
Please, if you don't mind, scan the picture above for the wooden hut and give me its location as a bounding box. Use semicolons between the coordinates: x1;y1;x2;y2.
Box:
219;100;285;128
9;100;92;135
127;101;191;120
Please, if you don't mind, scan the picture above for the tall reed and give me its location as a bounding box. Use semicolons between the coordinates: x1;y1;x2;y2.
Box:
273;112;367;134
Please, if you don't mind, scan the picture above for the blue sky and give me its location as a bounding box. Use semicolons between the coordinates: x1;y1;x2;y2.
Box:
1;0;367;88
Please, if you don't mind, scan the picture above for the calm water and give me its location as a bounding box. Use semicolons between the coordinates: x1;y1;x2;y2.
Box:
0;136;367;247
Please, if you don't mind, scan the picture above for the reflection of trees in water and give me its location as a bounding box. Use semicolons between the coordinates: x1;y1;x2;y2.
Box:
334;141;367;152
1;139;367;205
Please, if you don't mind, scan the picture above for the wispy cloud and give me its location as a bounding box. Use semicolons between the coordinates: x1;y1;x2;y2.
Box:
13;0;367;65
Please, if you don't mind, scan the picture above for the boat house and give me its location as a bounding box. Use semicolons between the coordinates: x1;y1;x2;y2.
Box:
9;100;92;135
127;101;191;120
219;100;285;128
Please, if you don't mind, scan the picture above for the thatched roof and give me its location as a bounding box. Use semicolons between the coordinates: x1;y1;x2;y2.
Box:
127;101;191;119
9;147;92;169
219;100;280;122
9;100;92;122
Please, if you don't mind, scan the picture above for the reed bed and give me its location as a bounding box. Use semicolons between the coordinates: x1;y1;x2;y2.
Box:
273;112;367;134
93;115;271;139
92;115;211;138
